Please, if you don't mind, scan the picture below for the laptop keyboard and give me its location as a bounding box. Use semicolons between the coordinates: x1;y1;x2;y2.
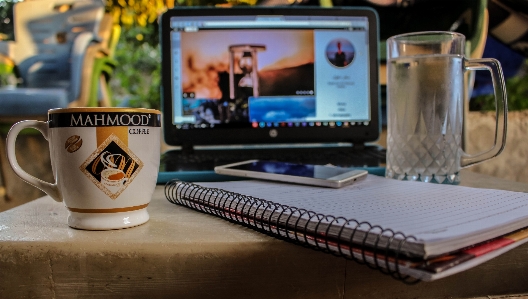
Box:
160;145;386;171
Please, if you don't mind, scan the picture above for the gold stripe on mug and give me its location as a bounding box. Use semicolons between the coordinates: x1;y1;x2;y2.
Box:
67;203;149;213
96;126;128;147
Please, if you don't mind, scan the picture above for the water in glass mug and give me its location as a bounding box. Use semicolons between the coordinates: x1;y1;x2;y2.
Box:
386;54;464;184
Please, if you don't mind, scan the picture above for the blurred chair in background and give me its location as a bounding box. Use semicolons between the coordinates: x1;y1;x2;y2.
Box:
0;0;117;122
79;12;121;108
0;0;121;209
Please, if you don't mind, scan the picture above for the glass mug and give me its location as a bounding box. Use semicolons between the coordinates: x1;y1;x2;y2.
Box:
385;31;507;184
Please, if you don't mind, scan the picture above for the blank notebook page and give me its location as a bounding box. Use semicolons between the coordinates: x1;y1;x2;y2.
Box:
198;175;528;256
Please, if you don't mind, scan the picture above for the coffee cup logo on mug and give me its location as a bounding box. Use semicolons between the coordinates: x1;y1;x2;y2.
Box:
6;108;161;230
385;31;507;184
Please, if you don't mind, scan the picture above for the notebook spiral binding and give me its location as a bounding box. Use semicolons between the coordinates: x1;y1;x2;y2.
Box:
165;179;420;284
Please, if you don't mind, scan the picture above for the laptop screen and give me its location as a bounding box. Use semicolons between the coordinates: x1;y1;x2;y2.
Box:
161;7;379;147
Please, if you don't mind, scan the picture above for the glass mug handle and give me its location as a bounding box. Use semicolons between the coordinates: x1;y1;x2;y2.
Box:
6;120;62;202
461;58;508;168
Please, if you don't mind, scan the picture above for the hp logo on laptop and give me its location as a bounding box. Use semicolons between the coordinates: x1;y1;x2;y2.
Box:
269;129;278;138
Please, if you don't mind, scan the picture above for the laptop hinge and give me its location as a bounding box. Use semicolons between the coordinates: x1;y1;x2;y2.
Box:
182;143;195;154
352;143;366;150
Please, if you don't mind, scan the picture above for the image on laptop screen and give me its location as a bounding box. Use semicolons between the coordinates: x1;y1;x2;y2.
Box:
161;8;379;147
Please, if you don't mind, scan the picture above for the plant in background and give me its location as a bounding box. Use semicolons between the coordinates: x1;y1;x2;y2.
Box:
106;0;258;28
106;0;171;28
110;23;162;109
104;0;168;109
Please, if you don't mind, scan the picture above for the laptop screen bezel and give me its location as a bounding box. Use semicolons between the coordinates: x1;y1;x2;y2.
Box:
160;6;380;146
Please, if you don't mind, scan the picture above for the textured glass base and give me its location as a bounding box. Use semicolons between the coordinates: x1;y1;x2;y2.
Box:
385;170;460;185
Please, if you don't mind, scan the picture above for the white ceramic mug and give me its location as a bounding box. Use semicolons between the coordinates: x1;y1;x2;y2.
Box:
6;108;161;230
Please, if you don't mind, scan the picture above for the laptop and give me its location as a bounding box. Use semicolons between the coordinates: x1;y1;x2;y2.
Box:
158;6;384;183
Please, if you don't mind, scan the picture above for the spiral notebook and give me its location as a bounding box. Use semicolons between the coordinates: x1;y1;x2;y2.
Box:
164;175;528;282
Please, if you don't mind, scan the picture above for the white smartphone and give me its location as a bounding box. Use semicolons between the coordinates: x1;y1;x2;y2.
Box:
214;160;368;188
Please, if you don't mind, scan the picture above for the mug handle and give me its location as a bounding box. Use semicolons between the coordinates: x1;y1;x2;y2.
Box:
461;58;508;168
6;120;62;202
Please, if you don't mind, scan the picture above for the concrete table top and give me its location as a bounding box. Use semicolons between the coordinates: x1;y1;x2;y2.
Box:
1;170;528;298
